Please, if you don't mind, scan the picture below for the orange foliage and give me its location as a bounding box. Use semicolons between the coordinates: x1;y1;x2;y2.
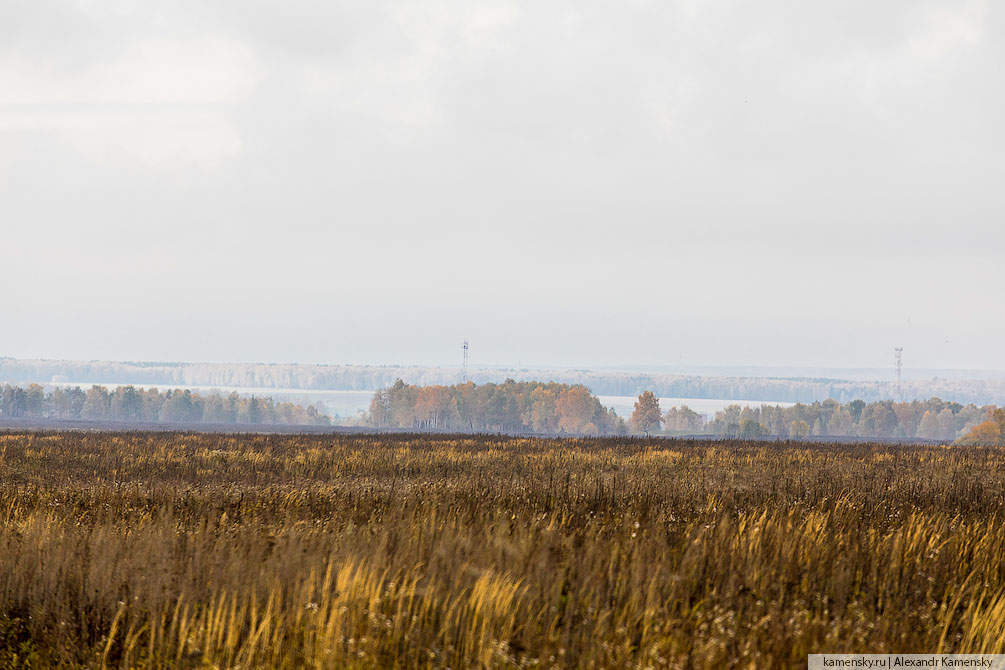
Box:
959;420;1002;446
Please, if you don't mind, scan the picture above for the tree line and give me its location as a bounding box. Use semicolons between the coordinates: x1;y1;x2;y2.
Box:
6;378;998;441
368;381;1000;441
627;391;701;434
957;408;1005;446
705;397;993;441
0;384;330;426
367;379;625;434
626;392;1001;441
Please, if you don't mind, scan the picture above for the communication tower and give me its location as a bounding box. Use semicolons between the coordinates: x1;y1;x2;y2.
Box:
894;347;903;401
462;340;469;383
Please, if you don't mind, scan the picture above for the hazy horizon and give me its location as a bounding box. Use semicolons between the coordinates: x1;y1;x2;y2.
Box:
5;354;1005;383
4;1;1003;370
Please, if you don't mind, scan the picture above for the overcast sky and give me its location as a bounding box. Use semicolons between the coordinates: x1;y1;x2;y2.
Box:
2;0;1002;371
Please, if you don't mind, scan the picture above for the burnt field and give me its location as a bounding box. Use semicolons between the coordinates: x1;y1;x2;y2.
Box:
1;431;1004;668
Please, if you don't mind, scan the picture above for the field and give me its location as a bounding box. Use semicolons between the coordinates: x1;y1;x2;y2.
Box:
1;432;1004;668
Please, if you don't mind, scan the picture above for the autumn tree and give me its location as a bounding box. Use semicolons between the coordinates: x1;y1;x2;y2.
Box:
993;408;1005;435
662;405;704;433
556;386;599;433
957;408;1005;446
388;380;418;428
789;420;810;439
415;386;456;429
630;391;662;434
917;411;942;440
527;386;558;432
82;385;110;420
367;379;624;435
957;421;1001;446
368;389;392;427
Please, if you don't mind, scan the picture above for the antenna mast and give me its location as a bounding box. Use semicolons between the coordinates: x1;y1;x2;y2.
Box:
894;347;903;401
462;340;469;383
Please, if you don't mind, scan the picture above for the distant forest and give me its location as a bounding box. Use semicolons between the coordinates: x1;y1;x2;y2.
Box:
367;379;625;434
2;378;998;442
707;398;991;441
4;358;1005;405
0;384;330;426
366;380;997;442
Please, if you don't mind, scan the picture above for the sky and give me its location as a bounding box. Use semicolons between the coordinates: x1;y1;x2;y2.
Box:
2;0;1003;371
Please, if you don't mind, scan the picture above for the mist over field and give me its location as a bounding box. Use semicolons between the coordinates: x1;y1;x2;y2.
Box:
4;357;1005;406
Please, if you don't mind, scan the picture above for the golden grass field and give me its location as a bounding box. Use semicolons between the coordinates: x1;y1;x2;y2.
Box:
1;431;1004;668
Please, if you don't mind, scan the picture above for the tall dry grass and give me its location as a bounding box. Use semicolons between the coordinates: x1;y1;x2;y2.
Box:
0;432;1004;668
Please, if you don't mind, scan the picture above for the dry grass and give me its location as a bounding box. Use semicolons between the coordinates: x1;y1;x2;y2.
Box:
1;431;1004;668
